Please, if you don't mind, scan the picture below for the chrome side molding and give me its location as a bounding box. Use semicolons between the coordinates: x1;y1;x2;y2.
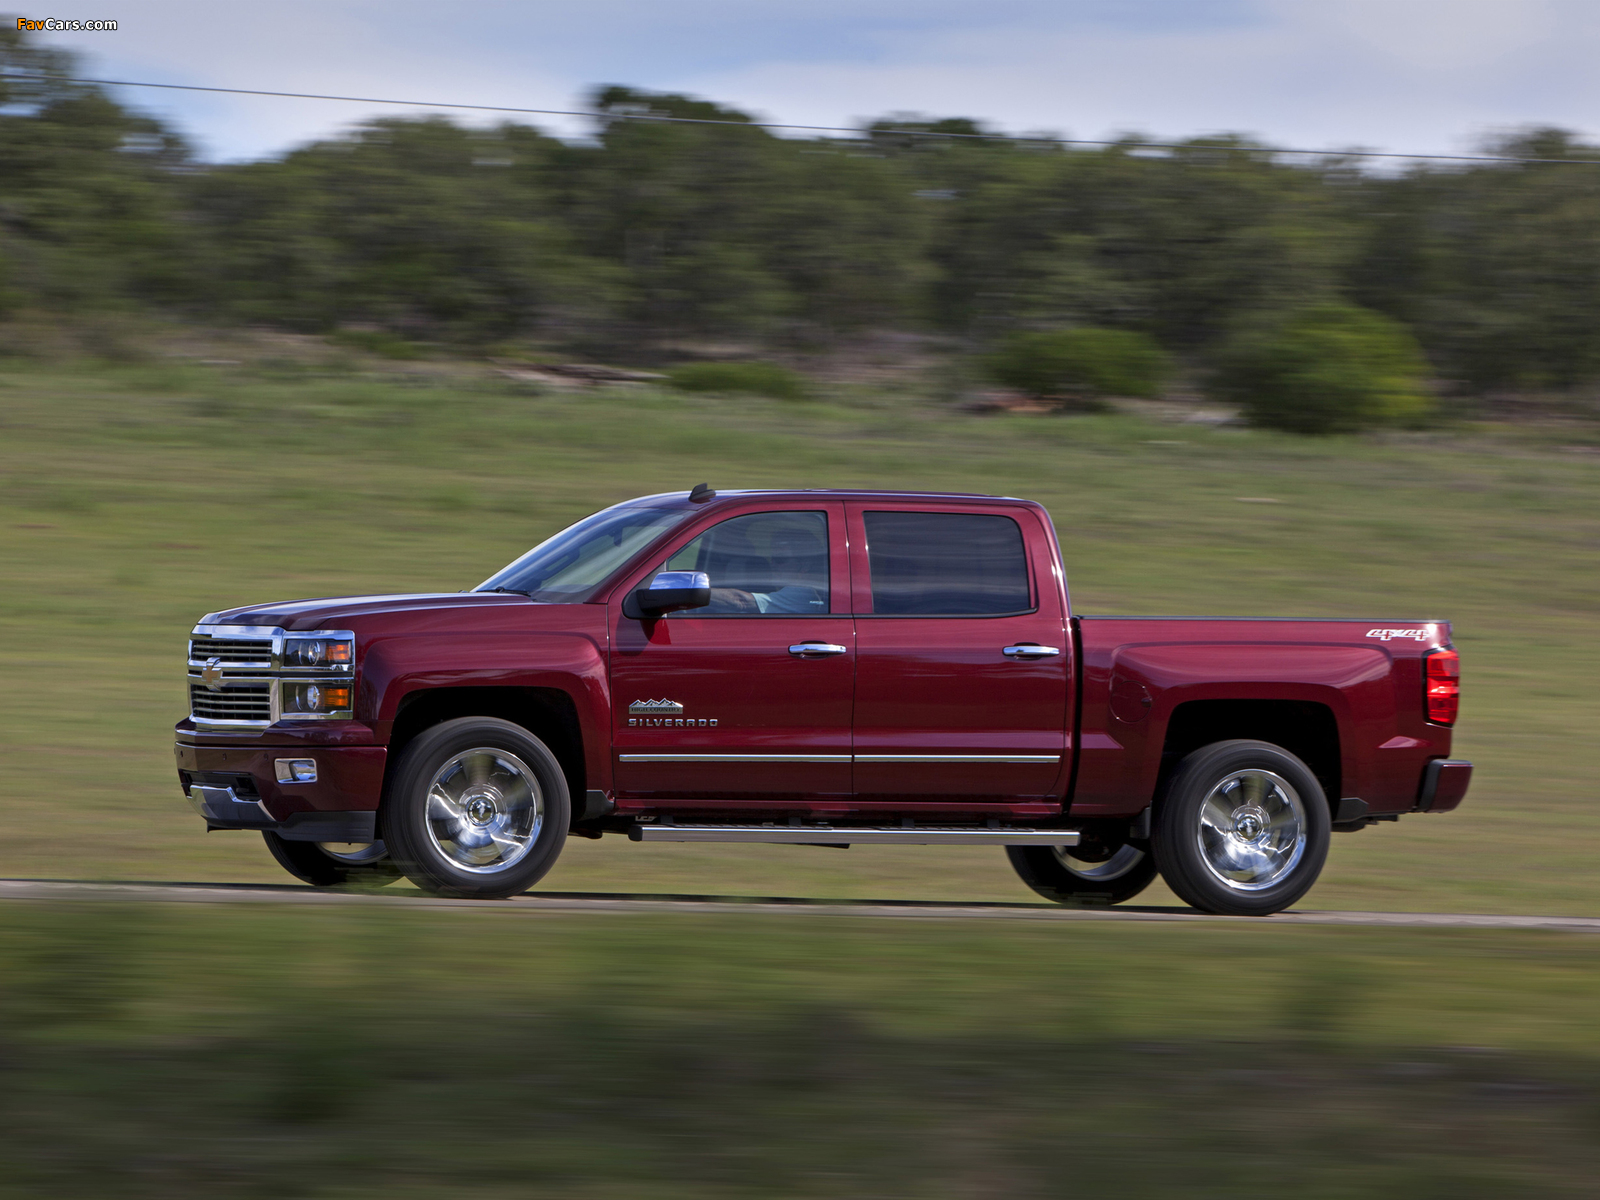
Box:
619;753;1059;764
630;823;1079;846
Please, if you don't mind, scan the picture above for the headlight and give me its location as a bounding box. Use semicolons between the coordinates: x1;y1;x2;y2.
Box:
283;638;353;667
281;681;353;717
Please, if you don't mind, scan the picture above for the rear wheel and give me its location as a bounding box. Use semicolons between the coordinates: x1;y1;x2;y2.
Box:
262;832;402;888
1151;739;1330;917
1007;834;1158;907
382;717;570;899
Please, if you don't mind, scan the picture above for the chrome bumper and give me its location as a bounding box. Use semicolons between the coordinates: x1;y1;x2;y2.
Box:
186;783;376;842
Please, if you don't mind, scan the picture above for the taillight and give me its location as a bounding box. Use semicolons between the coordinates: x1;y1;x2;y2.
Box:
1424;647;1460;725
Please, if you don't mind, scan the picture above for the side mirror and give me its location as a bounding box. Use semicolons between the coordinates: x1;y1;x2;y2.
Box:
629;571;710;617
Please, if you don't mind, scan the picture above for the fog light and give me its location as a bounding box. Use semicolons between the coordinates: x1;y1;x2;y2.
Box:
275;758;318;783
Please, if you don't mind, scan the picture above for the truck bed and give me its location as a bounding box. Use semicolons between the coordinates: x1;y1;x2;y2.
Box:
1070;615;1453;817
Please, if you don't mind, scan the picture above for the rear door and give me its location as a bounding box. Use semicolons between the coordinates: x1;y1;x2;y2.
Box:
846;503;1070;804
610;502;854;804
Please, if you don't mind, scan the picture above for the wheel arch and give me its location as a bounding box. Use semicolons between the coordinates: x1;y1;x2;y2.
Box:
383;687;586;823
1159;699;1341;809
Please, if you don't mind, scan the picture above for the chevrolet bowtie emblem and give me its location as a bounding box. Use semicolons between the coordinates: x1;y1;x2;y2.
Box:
202;656;225;691
629;698;684;716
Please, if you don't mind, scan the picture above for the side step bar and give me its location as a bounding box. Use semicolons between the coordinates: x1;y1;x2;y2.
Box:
629;823;1079;846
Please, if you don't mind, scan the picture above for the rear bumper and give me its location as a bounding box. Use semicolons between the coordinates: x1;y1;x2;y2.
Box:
175;738;386;836
1418;759;1472;812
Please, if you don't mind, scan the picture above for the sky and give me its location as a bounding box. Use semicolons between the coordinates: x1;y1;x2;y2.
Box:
25;0;1600;162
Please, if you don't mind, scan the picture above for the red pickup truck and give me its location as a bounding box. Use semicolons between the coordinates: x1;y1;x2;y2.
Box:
175;486;1470;916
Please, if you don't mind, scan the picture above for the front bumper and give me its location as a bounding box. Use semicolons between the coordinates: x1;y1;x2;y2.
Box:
185;784;378;841
175;739;386;839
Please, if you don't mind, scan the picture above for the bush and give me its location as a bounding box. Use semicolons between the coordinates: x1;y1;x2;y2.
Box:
666;361;808;400
985;328;1169;402
1214;304;1433;435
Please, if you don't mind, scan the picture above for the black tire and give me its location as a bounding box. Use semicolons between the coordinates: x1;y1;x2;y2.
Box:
1007;836;1158;907
381;717;570;899
261;831;403;888
1151;739;1331;917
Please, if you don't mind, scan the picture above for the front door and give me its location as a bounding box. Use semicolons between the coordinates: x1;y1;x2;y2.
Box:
610;503;854;805
847;504;1070;804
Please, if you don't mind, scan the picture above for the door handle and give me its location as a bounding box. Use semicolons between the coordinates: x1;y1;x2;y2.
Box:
1003;644;1061;659
789;642;848;658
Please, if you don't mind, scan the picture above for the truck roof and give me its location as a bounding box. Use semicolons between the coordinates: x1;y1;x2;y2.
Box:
624;488;1039;507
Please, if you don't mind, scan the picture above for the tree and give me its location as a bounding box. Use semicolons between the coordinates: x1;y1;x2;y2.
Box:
12;12;1600;412
187;117;608;339
0;26;193;314
1349;130;1600;391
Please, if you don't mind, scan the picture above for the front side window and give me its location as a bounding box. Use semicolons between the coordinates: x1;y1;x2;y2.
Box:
663;511;830;616
863;511;1032;615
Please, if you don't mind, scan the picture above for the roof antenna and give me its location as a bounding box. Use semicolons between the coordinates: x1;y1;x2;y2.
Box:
688;482;716;503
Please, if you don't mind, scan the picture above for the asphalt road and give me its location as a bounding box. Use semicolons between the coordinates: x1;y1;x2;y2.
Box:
3;878;1599;931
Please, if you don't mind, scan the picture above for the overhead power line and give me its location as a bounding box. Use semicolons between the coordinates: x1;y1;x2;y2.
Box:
16;72;1600;167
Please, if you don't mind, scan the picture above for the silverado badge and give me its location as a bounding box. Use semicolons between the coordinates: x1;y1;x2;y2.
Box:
626;697;716;727
629;699;684;716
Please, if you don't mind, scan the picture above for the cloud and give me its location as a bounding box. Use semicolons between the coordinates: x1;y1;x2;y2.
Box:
689;0;1600;154
31;0;1600;161
1299;0;1559;72
39;1;592;158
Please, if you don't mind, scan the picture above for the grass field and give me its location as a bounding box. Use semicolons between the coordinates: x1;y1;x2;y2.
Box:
4;901;1600;1197
0;355;1597;911
2;355;1598;1194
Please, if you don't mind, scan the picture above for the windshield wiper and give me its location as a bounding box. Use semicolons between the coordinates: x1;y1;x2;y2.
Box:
483;586;531;596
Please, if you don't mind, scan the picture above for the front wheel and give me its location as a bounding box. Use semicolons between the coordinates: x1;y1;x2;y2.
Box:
262;832;402;888
1006;835;1158;907
1151;739;1331;917
381;717;570;899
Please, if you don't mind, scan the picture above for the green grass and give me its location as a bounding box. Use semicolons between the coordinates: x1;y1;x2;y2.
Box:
666;359;809;399
0;358;1597;911
3;902;1600;1197
1;367;1597;1191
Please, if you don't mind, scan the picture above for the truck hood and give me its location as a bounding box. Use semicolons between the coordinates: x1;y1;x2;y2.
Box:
202;592;535;631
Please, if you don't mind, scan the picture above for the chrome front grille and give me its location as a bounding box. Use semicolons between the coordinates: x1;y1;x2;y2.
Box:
185;623;356;727
189;636;273;665
189;682;272;723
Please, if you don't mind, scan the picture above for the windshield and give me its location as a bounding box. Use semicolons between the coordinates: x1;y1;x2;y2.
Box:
475;506;691;603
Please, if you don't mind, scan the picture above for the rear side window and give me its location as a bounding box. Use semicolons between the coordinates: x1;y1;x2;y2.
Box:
863;511;1032;615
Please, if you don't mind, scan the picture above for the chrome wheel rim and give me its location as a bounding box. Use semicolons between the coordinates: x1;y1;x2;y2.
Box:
317;840;388;865
1196;769;1307;892
1051;843;1146;882
424;748;544;874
